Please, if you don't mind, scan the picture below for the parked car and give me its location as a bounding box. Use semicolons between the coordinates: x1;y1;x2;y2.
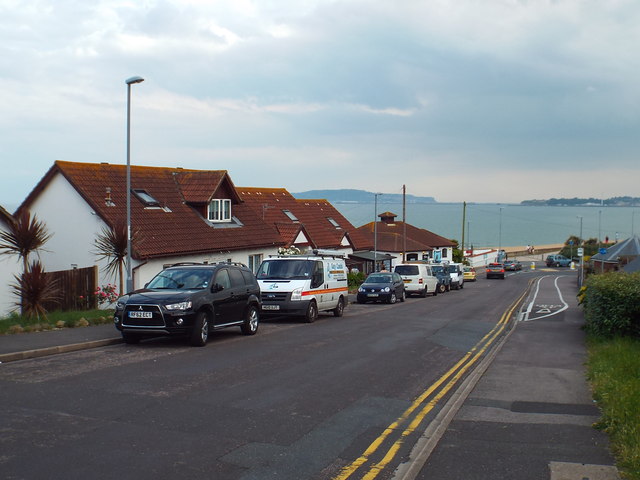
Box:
446;263;465;290
504;260;522;271
114;262;261;346
394;263;439;297
486;263;506;279
546;254;572;267
429;264;452;293
463;265;477;281
357;272;406;304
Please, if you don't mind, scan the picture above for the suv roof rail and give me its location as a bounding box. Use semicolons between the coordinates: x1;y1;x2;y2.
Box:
166;261;248;268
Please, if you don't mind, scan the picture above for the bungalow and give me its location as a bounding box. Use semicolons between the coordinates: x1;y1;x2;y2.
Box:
0;205;20;316
591;236;640;273
238;187;372;259
15;161;286;292
355;211;456;271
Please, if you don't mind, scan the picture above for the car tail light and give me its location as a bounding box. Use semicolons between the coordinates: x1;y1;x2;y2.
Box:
419;279;423;284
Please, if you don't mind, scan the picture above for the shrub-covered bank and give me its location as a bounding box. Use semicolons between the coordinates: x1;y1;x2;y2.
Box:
581;271;640;479
0;309;114;335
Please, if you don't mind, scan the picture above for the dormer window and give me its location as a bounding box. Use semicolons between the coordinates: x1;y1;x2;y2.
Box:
209;199;232;222
282;209;299;222
133;189;160;207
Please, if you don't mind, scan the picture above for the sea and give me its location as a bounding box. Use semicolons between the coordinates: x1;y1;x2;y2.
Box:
333;203;639;248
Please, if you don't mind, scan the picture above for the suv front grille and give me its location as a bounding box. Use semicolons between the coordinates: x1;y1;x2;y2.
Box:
122;304;165;328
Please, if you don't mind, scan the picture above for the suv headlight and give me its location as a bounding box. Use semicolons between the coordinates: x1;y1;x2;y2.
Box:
165;301;192;311
291;287;303;301
383;287;390;292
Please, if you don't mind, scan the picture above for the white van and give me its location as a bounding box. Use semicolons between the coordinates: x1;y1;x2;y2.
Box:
445;262;465;290
394;263;439;297
256;250;349;323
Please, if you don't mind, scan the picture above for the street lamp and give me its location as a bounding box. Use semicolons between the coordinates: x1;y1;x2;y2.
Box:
373;193;382;272
125;76;144;293
577;216;583;287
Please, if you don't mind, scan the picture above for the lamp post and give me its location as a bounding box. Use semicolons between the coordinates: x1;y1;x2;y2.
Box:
125;76;144;293
577;215;583;287
373;193;382;272
498;207;503;261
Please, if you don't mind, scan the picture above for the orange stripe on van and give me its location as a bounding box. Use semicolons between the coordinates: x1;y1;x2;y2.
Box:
301;287;349;296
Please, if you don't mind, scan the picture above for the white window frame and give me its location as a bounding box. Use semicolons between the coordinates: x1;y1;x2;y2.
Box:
208;199;232;222
248;253;263;273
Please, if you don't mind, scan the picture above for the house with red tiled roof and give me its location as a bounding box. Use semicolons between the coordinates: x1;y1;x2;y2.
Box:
15;161;286;291
0;205;20;315
238;188;372;256
356;211;456;271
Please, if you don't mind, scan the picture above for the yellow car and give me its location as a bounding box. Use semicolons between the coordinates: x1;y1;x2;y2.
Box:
463;266;477;281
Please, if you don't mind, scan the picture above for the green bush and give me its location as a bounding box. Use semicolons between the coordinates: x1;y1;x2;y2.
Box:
348;271;365;289
581;272;640;337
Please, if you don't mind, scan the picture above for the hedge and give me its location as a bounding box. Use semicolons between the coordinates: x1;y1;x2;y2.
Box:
580;272;640;337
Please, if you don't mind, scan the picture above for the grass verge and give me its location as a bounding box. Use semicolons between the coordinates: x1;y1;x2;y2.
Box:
586;334;640;480
0;309;115;335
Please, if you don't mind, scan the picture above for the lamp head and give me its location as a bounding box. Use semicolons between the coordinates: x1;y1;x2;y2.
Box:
125;76;145;85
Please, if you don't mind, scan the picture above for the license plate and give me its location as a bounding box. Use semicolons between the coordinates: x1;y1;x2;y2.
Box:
403;279;411;283
262;305;280;311
129;311;153;319
367;293;379;297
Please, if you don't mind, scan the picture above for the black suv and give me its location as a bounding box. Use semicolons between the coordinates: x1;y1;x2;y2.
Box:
114;263;261;346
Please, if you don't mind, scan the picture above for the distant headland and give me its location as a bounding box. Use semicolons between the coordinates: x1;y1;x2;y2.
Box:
520;196;640;207
293;189;437;204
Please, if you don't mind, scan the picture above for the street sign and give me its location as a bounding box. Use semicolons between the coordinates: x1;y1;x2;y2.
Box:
599;248;607;255
577;247;584;257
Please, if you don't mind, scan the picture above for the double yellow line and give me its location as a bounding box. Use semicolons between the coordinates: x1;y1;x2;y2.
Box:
334;284;531;480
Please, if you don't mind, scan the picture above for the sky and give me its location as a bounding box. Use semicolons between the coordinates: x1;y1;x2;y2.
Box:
1;0;639;211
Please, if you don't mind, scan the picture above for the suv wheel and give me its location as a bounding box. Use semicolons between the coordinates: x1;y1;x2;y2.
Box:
190;311;209;346
305;301;318;323
333;297;345;317
438;283;446;294
241;305;259;335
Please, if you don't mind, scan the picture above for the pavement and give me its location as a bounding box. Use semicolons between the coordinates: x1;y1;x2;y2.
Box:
0;273;621;479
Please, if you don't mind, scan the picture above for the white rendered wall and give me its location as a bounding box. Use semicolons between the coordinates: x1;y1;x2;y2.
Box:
0;217;21;316
27;173;116;289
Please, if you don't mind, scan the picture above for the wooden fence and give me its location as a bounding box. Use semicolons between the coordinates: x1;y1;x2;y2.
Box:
44;265;99;311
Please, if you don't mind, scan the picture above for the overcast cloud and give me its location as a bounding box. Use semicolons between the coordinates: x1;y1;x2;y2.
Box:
1;0;639;209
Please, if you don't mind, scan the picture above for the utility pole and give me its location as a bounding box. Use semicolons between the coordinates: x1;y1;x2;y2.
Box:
402;185;406;264
461;201;466;261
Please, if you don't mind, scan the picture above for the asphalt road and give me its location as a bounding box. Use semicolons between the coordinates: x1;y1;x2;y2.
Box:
0;269;572;480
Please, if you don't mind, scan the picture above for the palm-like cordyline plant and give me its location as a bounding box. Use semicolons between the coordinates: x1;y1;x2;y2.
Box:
94;222;128;295
0;211;52;273
11;260;60;319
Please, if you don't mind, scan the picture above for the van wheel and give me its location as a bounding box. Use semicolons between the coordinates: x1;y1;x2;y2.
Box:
241;305;259;335
420;288;427;298
432;286;438;296
305;301;318;323
400;290;405;302
190;311;209;346
460;282;464;289
333;297;345;317
446;283;451;292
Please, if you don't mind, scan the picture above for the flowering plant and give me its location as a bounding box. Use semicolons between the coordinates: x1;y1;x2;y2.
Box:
94;284;120;305
278;246;303;256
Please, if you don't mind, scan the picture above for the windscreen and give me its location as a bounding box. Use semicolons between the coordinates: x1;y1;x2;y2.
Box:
365;274;392;284
431;265;444;274
256;259;314;280
395;265;419;275
147;268;213;289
